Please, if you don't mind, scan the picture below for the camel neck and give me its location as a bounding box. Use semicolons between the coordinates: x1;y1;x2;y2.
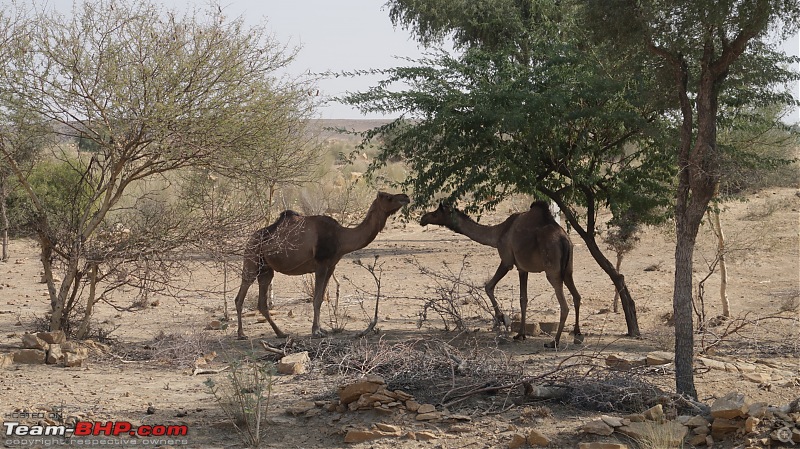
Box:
340;204;389;254
448;212;502;248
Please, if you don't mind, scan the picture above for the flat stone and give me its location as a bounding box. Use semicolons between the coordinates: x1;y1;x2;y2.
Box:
21;333;48;350
508;433;527;449
415;412;442;421
63;349;88;367
343;430;385;443
416;404;436;414
711;392;750;419
13;349;46;364
646;351;674;366
416;431;437;441
623;413;645;422
339;380;381;404
696;357;727;371
685;415;710;427
374;423;400;434
688;433;708;446
643;404;664;421
46;344;64;365
578;444;629;449
711;417;743;438
747;402;769;418
601;415;624;427
742;372;770;384
606;353;647;370
581;420;614;436
527;429;550;446
36;331;66;345
405;400;420;412
277;351;310;375
285;401;316;416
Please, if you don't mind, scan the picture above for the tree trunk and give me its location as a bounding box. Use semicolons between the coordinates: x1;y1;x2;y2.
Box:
709;208;729;317
76;263;98;339
554;198;641;337
613;253;623;313
673;212;700;400
1;175;8;262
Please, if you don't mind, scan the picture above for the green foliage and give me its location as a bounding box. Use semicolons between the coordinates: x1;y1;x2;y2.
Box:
12;158;95;235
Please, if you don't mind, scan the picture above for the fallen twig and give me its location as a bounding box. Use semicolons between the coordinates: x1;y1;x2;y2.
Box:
192;365;230;376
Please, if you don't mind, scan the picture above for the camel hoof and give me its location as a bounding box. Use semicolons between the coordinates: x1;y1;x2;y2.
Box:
513;333;526;341
237;335;247;341
573;334;585;345
311;329;328;338
544;340;558;349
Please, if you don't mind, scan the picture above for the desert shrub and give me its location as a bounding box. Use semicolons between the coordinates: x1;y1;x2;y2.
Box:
205;355;274;448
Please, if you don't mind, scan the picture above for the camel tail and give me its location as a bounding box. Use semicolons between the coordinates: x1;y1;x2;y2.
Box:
559;235;572;282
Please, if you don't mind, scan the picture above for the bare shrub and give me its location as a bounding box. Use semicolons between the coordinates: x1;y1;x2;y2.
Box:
204;353;274;448
408;256;495;332
122;330;216;368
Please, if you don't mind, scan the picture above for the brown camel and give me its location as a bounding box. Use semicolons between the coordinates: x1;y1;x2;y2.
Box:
420;201;582;348
234;192;410;339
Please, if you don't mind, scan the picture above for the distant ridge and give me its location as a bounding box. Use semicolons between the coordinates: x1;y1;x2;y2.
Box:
309;118;394;140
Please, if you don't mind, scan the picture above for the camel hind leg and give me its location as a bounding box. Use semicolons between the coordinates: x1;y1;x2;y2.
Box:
310;265;335;338
257;268;287;338
515;271;529;340
564;270;583;344
544;272;569;349
234;258;259;340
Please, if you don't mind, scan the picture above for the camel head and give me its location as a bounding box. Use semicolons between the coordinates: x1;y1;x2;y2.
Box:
374;191;411;215
420;202;456;227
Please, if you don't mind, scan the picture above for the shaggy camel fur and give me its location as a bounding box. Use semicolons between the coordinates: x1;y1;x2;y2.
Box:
420;201;582;348
234;192;410;339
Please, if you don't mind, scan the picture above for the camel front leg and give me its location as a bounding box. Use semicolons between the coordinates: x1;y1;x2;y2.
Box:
257;268;287;338
311;266;334;338
485;264;511;330
234;261;258;340
515;271;529;340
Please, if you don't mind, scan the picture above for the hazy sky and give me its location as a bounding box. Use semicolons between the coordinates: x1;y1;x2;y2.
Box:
7;1;800;120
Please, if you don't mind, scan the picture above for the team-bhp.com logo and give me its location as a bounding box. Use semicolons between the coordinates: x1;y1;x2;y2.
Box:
4;421;189;446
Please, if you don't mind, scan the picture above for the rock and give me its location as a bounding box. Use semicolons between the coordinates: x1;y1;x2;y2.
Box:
643;404;664;422
416;404;436;414
402;400;419;412
339;380;381;404
416;431;437;440
646;351;674;366
616;421;687;446
285;401;316;416
606;353;647;370
685;415;710;428
508;433;527;449
369;393;395;403
344;430;385;443
747;402;769;418
277;351;310;375
696;357;727;371
36;331;66;345
711;417;743;438
581;420;614;436
46;344;64;365
578;444;629;449
415;412;442;421
743;372;771;384
374;423;400;434
688;433;708;446
693;425;710;435
744;416;759;433
63;349;88;367
21;333;48;350
363;374;385;384
205;319;222;330
0;353;15;368
511;320;541;336
710;392;750;419
13;349;46;364
527;429;550;446
600;415;624;427
623;413;645;422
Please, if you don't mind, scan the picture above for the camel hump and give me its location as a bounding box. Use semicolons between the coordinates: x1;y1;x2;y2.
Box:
529;201;557;225
278;210;302;220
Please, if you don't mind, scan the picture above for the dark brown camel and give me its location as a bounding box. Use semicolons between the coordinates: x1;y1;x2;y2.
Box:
234;192;410;339
420;201;582;348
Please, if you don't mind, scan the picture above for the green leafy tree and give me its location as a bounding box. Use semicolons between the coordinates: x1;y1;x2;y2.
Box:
583;0;800;398
0;0;318;333
344;0;681;338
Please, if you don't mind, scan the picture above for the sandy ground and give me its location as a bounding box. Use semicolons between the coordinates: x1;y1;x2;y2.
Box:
1;187;798;448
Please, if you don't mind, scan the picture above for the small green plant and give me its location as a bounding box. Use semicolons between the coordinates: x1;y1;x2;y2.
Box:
204;356;274;447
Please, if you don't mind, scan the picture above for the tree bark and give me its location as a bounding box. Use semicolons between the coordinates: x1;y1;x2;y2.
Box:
613;253;623;313
1;175;8;262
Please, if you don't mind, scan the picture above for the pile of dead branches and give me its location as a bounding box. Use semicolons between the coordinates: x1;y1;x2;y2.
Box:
307;336;524;407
